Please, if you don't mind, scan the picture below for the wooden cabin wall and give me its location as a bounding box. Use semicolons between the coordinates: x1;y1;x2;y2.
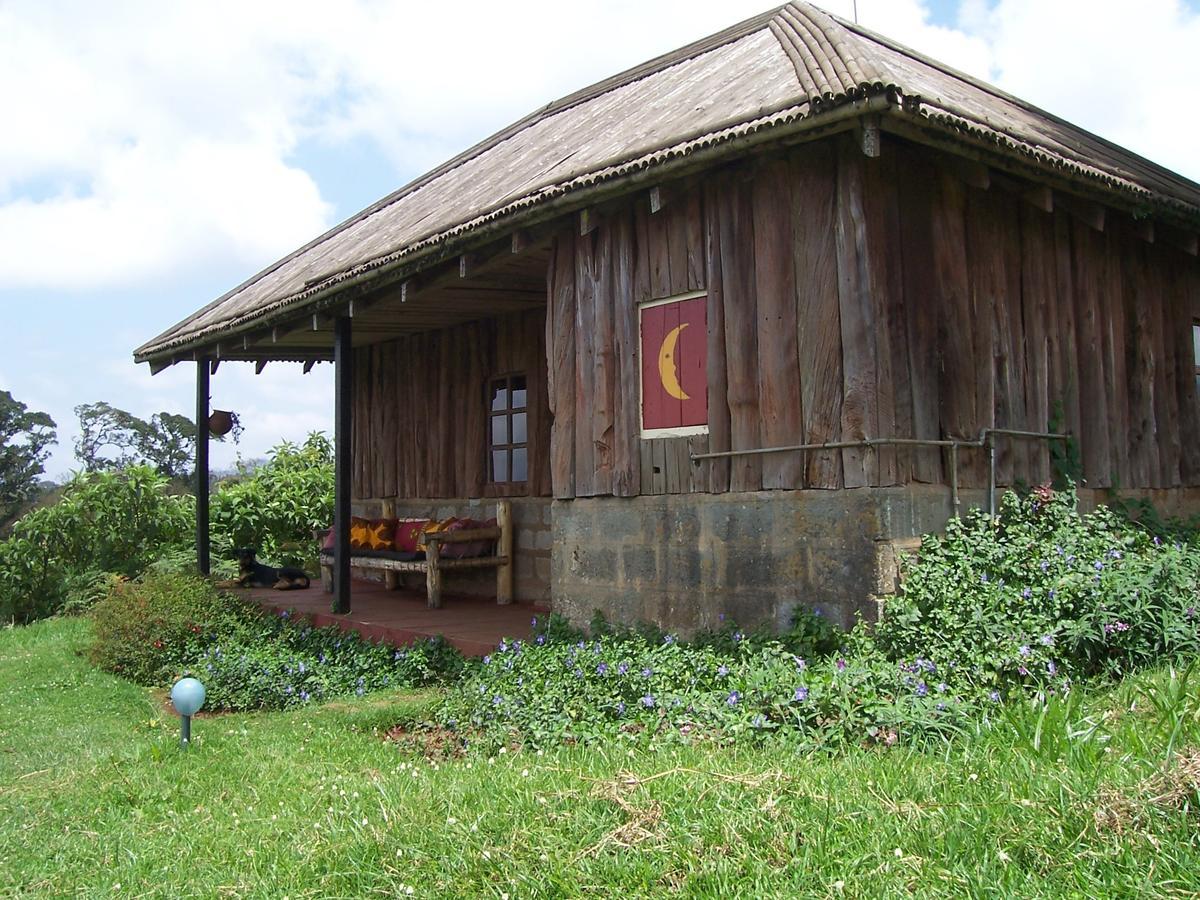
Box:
546;133;1200;498
351;307;552;500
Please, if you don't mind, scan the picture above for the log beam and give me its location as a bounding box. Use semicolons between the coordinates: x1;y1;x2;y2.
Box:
332;315;353;615
195;358;210;576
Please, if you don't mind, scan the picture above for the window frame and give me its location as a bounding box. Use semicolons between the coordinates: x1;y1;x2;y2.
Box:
486;372;529;486
638;291;710;439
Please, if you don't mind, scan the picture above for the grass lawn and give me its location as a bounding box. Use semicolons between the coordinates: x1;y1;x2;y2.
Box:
3;618;1200;898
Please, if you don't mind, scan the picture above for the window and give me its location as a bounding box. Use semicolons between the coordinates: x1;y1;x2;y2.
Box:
639;291;708;437
1194;322;1200;396
488;374;528;483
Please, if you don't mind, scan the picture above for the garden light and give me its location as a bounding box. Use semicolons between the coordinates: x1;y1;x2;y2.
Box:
170;677;206;749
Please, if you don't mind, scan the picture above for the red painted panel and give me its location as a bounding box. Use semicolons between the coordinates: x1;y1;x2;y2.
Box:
641;296;708;431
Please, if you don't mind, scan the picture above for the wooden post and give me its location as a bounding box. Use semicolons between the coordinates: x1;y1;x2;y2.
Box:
496;500;513;604
333;315;353;614
381;498;399;590
195;358;210;576
426;538;442;608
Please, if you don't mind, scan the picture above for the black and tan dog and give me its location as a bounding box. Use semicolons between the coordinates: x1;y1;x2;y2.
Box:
228;548;311;591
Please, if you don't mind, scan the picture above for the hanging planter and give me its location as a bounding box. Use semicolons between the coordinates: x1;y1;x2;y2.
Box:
208;409;237;437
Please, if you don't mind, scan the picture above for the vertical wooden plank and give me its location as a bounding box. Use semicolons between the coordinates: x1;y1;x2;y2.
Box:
612;210;642;497
894;146;942;484
834;139;878;488
383;342;399;500
930;170;977;485
648;205;673;299
1071;220;1112;488
791;143;843;489
966;187;1002;484
1052;211;1083;484
718;173;763;492
549;232;577;499
574;231;598;496
685;191;706;292
639;439;655;495
1018;203;1053;485
633;202;653;304
531;308;554;498
687;434;709;493
1103;225;1130;488
862;150;903;485
464;322;486;497
651;439;668;494
753;157;804;489
704;180;732;493
592;224;616;496
1169;253;1200;484
1123;238;1158;489
437;329;455;497
666;201;691;296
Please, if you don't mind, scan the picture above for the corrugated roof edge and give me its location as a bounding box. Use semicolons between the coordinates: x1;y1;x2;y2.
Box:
133;6;787;358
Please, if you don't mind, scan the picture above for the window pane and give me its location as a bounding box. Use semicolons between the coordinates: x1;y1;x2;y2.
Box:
512;375;527;410
1193;324;1200;366
491;383;509;412
511;412;527;444
492;450;508;482
511;447;528;482
491;415;508;445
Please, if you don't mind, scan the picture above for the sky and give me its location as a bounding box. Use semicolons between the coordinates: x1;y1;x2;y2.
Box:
2;0;1198;479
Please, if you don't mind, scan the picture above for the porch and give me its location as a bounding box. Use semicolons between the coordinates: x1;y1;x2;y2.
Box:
243;579;547;657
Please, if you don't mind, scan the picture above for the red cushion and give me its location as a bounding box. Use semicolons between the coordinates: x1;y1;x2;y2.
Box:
394;519;429;554
321;528;334;550
441;517;497;559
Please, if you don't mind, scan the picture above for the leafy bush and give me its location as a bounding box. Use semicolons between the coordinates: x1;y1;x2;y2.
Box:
0;466;193;623
875;486;1200;698
195;621;466;711
210;433;333;568
89;571;256;684
437;629;963;751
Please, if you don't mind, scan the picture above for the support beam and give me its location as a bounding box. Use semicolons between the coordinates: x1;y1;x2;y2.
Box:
1061;195;1105;232
649;185;666;214
195;358;210;576
579;207;599;236
1133;217;1155;243
332;315;353;615
510;229;531;255
209;358;220;375
303;359;317;374
860;116;881;158
1023;185;1053;213
255;360;268;374
458;253;475;278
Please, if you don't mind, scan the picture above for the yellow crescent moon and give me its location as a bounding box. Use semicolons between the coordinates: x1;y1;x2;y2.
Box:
657;323;690;401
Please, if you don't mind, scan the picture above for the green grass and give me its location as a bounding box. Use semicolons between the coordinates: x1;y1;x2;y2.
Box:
3;619;1200;898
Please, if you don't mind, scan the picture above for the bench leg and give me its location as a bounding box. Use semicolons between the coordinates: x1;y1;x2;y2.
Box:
496;499;513;604
426;543;442;608
320;562;333;593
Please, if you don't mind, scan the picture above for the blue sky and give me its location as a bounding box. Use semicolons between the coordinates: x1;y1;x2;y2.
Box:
2;0;1198;479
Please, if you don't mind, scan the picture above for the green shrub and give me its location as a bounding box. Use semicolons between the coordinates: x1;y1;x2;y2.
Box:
0;466;193;623
875;486;1200;698
210;433;332;569
88;572;256;684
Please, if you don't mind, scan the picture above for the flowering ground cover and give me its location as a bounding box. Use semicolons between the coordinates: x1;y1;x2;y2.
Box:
4;617;1200;897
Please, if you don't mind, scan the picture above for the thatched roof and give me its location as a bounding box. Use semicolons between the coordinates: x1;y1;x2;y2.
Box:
135;1;1200;365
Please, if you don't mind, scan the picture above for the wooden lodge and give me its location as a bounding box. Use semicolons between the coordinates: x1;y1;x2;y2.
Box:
136;3;1200;632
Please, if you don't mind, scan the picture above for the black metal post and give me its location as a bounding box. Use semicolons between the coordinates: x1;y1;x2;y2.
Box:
180;714;192;748
195;359;210;576
333;316;352;614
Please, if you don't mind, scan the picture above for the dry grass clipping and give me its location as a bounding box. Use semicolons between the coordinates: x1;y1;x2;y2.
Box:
1093;747;1200;834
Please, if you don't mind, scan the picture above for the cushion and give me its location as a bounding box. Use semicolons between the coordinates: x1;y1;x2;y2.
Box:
394;518;430;554
321;527;334;551
418;517;459;549
441;517;498;559
350;517;396;551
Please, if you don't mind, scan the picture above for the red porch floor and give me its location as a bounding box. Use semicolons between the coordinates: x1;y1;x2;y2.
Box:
243;579;547;657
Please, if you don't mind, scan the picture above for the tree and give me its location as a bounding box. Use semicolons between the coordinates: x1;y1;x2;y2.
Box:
0;390;57;528
74;403;213;480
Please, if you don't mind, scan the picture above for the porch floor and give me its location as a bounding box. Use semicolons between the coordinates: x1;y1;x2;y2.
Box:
242;579;546;656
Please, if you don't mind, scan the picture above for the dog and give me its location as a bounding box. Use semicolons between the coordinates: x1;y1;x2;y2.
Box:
230;547;311;591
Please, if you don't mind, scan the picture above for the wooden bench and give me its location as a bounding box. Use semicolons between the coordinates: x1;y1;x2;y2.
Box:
319;500;513;609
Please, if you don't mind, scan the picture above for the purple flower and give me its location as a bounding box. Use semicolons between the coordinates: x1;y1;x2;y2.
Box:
718;613;726;623
616;701;625;716
1022;587;1033;600
280;610;290;619
596;663;608;676
836;658;847;672
641;694;655;708
980;573;989;584
726;691;741;707
1094;560;1104;572
1018;666;1029;676
936;682;947;693
752;715;766;728
1066;554;1076;564
617;662;629;675
483;655;492;665
1040;560;1050;572
989;691;1001;703
499;640;509;653
717;665;729;677
663;634;676;644
492;695;503;706
300;691;310;702
1019;645;1031;658
1039;634;1054;647
795;657;807;671
641;667;653;678
1187;607;1196;619
915;682;928;697
536;634;547;645
1109;549;1122;560
794;686;809;702
298;662;305;674
936;702;947;711
531;617;538;627
355;686;364;696
733;631;745;643
1047;661;1057;676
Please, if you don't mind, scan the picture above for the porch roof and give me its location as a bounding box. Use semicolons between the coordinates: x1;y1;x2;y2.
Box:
135;1;1200;369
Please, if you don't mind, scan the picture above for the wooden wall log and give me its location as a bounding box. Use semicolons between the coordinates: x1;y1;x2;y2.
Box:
1018;203;1054;485
1071;219;1112;487
965;187;1001;483
611;211;642;497
1123;238;1158;488
1102;225;1130;487
549;233;577;498
718;175;763;492
792;143;843;489
704;179;732;493
591;226;616;496
834;139;879;488
753;157;804;490
1051;211;1083;482
573;232;598;496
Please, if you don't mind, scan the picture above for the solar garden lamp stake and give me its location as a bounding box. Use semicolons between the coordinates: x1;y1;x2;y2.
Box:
170;677;206;749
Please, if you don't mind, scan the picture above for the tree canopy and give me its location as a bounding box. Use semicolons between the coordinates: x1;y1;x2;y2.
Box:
74;402;201;480
0;390;57;528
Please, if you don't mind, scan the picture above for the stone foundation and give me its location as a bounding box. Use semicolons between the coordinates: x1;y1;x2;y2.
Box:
551;485;1200;635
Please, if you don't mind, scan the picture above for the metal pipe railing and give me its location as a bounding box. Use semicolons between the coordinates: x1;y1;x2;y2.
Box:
689;429;1071;518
